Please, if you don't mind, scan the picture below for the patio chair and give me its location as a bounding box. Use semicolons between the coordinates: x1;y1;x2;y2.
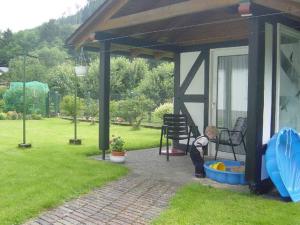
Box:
213;117;247;161
159;114;199;161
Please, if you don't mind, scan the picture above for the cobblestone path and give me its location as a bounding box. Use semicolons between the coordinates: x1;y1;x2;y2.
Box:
24;174;179;225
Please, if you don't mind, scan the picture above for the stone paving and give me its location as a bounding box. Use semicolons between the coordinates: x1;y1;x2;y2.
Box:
24;148;247;225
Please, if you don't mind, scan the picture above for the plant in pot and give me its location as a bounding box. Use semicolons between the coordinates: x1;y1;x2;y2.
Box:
110;135;126;163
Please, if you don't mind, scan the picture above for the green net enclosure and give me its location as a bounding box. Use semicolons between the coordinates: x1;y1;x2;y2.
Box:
4;81;49;115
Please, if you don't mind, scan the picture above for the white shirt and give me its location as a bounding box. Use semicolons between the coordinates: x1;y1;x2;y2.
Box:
194;135;209;152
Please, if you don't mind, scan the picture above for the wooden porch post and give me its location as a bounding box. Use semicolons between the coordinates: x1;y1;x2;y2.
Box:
174;53;181;114
245;16;265;185
99;40;111;160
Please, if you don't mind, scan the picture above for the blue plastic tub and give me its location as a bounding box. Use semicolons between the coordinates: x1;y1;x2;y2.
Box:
204;160;247;185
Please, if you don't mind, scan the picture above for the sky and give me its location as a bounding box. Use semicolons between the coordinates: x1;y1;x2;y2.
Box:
0;0;88;32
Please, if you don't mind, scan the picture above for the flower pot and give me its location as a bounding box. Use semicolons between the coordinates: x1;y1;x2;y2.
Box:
110;150;126;163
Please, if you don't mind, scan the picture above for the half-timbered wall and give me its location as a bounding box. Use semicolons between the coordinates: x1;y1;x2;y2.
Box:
174;50;209;143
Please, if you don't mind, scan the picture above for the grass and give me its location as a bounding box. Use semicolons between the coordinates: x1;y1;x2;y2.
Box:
0;118;162;225
152;183;300;225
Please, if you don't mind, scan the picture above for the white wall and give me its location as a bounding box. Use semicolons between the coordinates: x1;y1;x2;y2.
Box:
180;51;205;133
262;23;273;145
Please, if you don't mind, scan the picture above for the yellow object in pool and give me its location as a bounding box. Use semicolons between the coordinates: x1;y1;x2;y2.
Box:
210;162;226;171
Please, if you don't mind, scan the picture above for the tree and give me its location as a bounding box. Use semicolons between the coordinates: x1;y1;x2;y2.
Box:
7;57;47;82
84;99;99;125
39;20;60;44
47;63;75;96
110;57;149;100
34;46;68;68
78;58;99;99
136;62;174;107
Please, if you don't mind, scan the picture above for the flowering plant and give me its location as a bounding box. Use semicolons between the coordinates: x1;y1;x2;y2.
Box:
110;135;125;152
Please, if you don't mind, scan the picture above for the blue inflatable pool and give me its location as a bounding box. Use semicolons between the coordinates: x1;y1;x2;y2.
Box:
265;135;289;198
266;128;300;202
204;160;247;185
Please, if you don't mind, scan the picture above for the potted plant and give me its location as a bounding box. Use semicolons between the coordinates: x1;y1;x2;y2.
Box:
110;135;126;163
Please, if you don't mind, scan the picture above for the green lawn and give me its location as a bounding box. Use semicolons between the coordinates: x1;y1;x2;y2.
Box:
0;118;161;225
153;183;300;225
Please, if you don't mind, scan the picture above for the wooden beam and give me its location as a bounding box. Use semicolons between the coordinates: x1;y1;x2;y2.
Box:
96;0;240;31
69;0;128;47
95;32;179;52
172;20;249;45
253;0;300;17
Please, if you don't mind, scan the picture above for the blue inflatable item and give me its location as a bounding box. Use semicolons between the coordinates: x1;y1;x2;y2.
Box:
204;160;247;185
265;135;289;198
276;128;300;202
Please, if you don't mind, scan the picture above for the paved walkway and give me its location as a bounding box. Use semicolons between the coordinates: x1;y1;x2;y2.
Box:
24;148;247;225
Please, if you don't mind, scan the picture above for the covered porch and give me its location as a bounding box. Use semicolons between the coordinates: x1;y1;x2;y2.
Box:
67;0;300;192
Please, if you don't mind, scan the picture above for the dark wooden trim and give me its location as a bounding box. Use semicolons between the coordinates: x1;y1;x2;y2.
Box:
271;22;277;136
95;32;179;53
203;49;210;130
179;52;205;95
179;39;249;52
245;16;265;184
182;95;205;102
174;52;181;114
111;51;174;61
97;0;240;32
99;40;111;159
180;101;196;128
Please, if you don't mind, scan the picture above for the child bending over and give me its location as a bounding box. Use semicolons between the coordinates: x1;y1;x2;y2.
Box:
190;126;218;178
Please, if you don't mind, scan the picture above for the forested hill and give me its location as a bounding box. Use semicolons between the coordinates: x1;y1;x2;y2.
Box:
0;0;174;125
57;0;105;26
0;0;105;67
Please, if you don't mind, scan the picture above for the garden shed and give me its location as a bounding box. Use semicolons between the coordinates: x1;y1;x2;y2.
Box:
67;0;300;192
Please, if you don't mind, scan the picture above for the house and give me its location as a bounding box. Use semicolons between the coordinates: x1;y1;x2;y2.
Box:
67;0;300;192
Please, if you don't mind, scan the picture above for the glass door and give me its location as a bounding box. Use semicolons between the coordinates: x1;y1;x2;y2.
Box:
217;55;248;129
210;47;248;157
276;24;300;131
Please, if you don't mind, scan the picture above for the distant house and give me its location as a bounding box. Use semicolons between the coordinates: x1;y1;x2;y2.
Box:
0;67;9;75
67;0;300;192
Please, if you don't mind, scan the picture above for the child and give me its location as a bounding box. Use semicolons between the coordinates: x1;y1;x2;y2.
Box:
190;126;218;178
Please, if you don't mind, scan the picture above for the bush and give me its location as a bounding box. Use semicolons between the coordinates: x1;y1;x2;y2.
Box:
153;102;174;121
110;96;154;129
0;99;4;112
60;95;84;117
84;99;98;125
7;111;18;120
0;112;7;120
31;113;43;120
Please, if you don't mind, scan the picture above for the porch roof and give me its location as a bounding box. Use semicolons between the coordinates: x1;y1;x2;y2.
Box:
66;0;300;59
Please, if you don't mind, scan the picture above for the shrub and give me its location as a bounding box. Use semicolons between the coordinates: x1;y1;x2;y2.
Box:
31;114;43;120
0;99;4;112
84;99;98;125
7;111;18;120
110;96;154;129
60;95;84;117
153;102;174;121
0;112;7;120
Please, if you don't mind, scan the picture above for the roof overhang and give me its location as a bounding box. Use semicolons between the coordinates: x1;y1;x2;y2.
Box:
66;0;300;59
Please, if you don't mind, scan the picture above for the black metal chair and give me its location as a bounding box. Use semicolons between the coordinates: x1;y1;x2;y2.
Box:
159;114;199;161
213;117;247;161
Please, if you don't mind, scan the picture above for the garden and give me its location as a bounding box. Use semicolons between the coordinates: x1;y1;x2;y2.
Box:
0;118;163;225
